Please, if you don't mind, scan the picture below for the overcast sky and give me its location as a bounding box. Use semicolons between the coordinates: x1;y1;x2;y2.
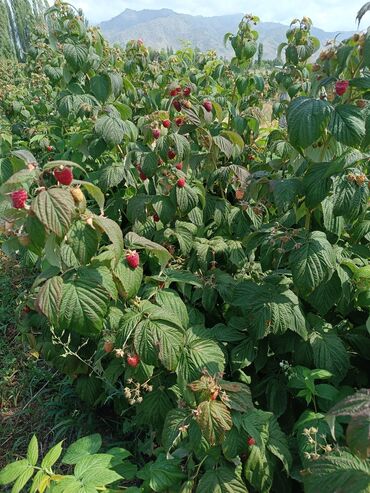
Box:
70;0;368;31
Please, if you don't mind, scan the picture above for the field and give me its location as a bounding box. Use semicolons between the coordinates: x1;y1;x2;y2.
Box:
0;2;370;492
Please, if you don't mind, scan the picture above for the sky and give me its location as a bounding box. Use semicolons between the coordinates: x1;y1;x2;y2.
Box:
70;0;368;31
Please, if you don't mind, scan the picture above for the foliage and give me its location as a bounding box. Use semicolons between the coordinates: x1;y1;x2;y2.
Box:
0;2;369;492
0;433;133;492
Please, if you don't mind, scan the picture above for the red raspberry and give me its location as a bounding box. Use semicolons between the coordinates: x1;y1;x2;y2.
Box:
126;250;140;269
46;145;54;152
183;87;191;96
173;100;181;111
170;88;178;97
139;171;147;181
168;149;176;160
153;213;160;222
152;128;161;139
175;117;184;126
127;353;140;367
175;162;183;170
162;119;171;128
247;437;256;446
11;189;28;209
54;166;73;185
177;178;186;188
335;80;349;96
203;100;212;112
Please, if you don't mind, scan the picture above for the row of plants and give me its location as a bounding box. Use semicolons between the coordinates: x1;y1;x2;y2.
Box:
0;3;369;491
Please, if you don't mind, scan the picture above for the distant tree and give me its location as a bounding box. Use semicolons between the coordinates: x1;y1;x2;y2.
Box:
1;0;47;61
0;0;16;59
257;42;264;66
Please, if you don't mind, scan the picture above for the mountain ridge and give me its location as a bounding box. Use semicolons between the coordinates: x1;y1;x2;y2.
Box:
99;8;355;59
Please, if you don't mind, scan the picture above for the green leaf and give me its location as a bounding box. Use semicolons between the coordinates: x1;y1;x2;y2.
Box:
36;276;63;327
59;268;110;336
134;308;184;370
99;162;126;188
32;188;75;238
27;436;38;467
176;185;198;214
287;97;333;149
113;260;143;299
95;114;137;145
93;215;124;261
177;328;225;389
149;455;186;492
289;231;336;294
273;178;302;212
41;441;63;469
329;105;366;147
89;74;112;103
155;289;189;329
309;318;350;383
266;415;292;473
125;232;171;268
0;460;30;485
67;220;99;265
162;409;190;451
62;434;102;465
74;454;122;487
244;445;272;493
233;280;307;339
332;175;368;220
303;450;370;493
10;467;34;493
196;466;248;493
75;180;105;213
213;135;234;158
346;416;370;459
63;43;88;70
196;400;232;445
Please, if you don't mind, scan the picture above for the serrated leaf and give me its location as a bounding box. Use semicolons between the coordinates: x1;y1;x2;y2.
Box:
287;97;333;149
62;434;102;465
0;460;29;485
36;276;63;327
289;231;336;294
176;185;198;214
196;466;248;493
233;280;307;339
309;318;349;383
89;74;111;103
113;260;143;299
63;43;88;70
10;466;34;493
196;400;232;445
67;220;99;265
41;441;63;469
59;268;110;336
134;309;184;370
329;104;366;147
27;436;38;467
177;328;225;390
149;455;185;492
303;450;370;493
93;215;124;260
162;409;190;451
125;232;171;268
32;188;75;238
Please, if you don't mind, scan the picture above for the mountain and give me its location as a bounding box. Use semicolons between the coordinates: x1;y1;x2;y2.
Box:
99;9;355;60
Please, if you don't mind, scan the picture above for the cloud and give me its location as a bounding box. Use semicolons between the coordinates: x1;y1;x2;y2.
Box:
71;0;366;31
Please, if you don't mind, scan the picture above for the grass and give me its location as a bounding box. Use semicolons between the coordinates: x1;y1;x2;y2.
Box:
0;252;122;471
0;253;60;468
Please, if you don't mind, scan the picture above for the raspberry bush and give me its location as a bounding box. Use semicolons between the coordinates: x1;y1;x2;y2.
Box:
0;3;370;492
